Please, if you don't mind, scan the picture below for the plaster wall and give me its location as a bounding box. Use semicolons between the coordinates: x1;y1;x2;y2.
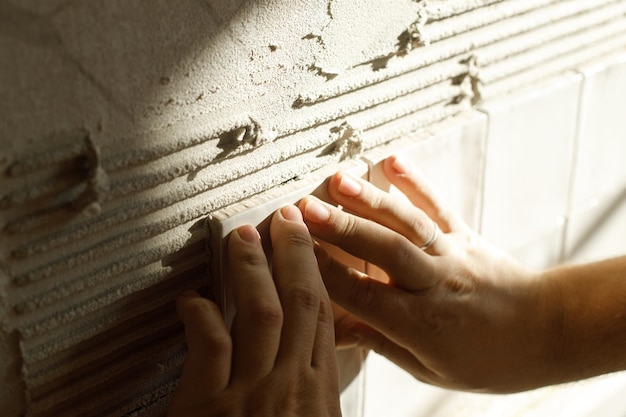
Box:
1;1;626;415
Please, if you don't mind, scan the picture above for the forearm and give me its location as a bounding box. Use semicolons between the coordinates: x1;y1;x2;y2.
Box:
542;255;626;383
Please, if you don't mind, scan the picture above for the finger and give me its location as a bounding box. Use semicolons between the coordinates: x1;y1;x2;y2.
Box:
175;291;232;397
228;225;283;381
270;205;325;367
326;172;450;254
311;287;337;369
310;253;440;385
299;196;436;290
313;243;419;346
383;155;468;233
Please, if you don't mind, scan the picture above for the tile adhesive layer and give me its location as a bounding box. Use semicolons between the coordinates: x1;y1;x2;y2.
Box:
1;0;626;415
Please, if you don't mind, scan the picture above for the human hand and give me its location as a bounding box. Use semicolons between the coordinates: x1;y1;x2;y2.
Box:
298;156;562;393
167;205;342;416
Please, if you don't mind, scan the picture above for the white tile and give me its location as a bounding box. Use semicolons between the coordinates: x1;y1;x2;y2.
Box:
564;187;626;264
509;223;565;270
479;74;581;251
206;159;369;416
571;52;626;209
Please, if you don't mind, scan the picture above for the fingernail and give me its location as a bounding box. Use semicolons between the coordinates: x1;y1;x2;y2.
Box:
303;199;330;223
337;174;362;197
237;224;260;244
280;205;303;222
391;156;411;174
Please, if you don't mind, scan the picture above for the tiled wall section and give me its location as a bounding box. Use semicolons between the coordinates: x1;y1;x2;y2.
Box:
479;73;581;269
565;54;626;263
355;51;626;417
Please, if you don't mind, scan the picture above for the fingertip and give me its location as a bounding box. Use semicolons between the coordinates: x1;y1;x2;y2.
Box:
235;224;261;244
279;204;304;223
328;172;342;190
384;156;427;182
386;155;412;175
301;197;331;224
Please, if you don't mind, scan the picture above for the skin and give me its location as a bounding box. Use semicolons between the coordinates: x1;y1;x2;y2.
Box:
298;155;626;393
169;154;626;412
167;205;341;417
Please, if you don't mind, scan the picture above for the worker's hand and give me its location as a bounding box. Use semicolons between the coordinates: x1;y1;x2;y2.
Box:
167;205;341;416
299;156;561;393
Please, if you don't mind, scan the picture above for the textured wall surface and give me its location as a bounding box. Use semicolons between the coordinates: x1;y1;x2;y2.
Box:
1;1;626;416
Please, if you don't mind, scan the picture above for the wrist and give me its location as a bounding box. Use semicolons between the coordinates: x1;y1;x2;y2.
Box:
535;257;626;385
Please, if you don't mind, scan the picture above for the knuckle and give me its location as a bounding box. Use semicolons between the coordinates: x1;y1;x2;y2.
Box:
238;251;268;269
182;297;220;320
288;284;320;312
316;297;334;327
391;234;415;263
281;230;313;250
338;213;359;239
408;214;428;238
368;189;387;211
199;328;232;355
209;333;233;355
349;277;377;311
248;302;284;328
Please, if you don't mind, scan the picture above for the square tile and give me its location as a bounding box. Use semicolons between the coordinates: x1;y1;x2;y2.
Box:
509;224;565;270
564;187;626;264
570;52;626;209
206;159;369;416
479;74;581;251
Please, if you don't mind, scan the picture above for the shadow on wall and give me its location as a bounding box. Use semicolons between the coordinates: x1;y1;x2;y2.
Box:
0;1;291;416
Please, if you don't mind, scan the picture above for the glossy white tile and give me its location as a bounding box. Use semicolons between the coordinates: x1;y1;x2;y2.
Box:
509;223;565;270
479;74;581;252
570;52;626;209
